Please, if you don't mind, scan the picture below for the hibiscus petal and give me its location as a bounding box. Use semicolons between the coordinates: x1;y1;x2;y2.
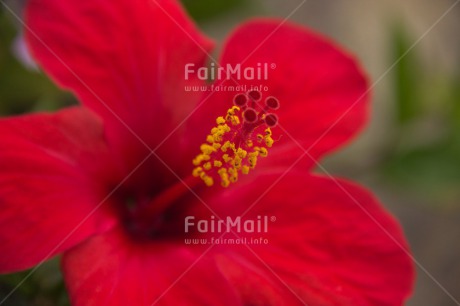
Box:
62;227;241;306
192;172;414;305
25;0;214;175
63;171;413;305
194;20;369;168
0;108;118;272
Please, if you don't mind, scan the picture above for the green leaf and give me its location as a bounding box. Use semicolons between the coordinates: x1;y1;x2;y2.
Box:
180;0;247;22
382;141;460;205
0;13;66;115
391;25;421;125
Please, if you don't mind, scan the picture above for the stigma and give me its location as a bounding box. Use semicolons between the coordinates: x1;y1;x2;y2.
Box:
192;90;279;188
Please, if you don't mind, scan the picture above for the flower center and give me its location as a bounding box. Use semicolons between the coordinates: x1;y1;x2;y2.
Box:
116;175;200;241
192;90;279;188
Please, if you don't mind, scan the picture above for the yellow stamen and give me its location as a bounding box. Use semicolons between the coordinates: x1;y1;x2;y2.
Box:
203;162;212;171
192;96;278;188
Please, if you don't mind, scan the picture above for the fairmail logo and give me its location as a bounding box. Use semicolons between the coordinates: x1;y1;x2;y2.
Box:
184;215;275;233
184;62;276;81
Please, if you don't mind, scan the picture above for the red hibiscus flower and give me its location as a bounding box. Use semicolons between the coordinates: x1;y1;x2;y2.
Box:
0;0;414;305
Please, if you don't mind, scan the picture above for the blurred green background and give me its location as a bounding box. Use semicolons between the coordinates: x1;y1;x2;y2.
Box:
1;0;460;305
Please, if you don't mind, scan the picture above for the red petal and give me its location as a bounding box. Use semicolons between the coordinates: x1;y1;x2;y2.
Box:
192;173;414;305
198;20;369;168
62;227;241;306
62;172;413;305
25;0;214;175
0;108;118;272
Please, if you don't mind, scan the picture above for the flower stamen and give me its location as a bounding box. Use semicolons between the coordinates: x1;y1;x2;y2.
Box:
192;90;279;188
